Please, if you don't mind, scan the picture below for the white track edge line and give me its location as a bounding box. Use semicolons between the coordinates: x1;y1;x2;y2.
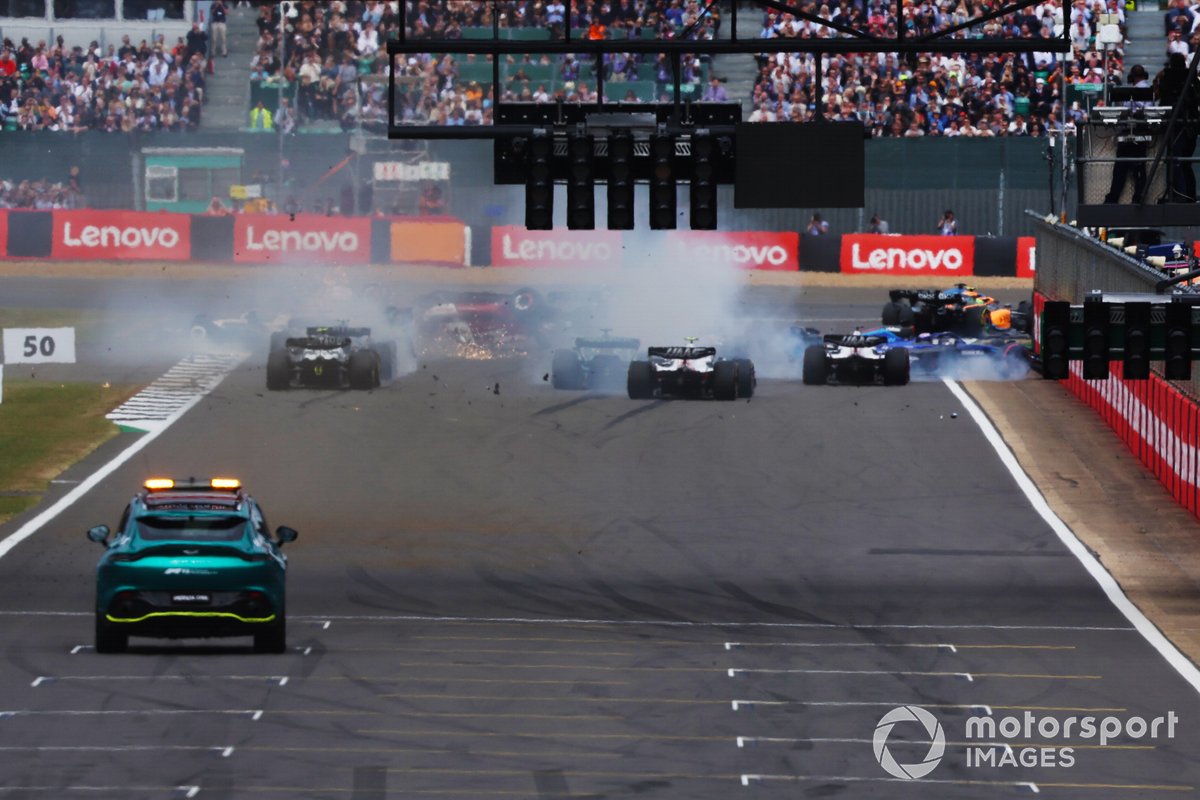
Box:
944;378;1200;696
0;363;239;561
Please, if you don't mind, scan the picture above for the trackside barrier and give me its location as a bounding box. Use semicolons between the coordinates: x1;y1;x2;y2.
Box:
0;210;470;266
1063;360;1200;517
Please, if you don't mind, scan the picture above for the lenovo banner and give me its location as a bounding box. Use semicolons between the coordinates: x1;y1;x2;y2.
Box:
0;211;7;258
841;234;975;275
390;218;467;266
51;210;191;261
491;226;621;267
1017;236;1036;279
234;215;372;265
665;231;799;271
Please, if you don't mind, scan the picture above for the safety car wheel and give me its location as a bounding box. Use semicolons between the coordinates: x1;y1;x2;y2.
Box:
802;345;828;386
266;349;291;391
95;617;128;654
349;350;380;390
734;358;756;398
627;361;656;399
883;348;910;386
254;615;286;654
713;360;738;401
551;350;586;389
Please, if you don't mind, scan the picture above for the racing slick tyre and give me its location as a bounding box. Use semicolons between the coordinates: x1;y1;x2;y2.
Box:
266;349;291;391
349;350;380;390
269;331;288;352
959;304;986;337
896;304;915;326
551;350;586;390
511;287;545;316
713;360;738;401
254;615;287;654
95;616;128;654
376;342;396;382
882;348;910;386
802;345;828;386
881;302;900;326
734;358;756;398
190;314;212;342
627;361;656;399
1002;343;1031;379
1015;300;1032;333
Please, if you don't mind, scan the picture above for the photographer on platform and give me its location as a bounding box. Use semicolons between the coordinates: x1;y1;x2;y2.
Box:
1155;52;1200;202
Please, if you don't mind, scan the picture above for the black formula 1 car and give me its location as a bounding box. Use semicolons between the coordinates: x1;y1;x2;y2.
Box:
266;325;394;390
882;285;1031;336
551;333;641;391
802;333;910;386
627;343;756;400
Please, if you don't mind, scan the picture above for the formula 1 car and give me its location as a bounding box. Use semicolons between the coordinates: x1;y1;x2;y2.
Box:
266;325;394;390
87;477;298;653
802;332;910;386
551;332;641;391
874;330;1031;378
190;311;291;349
390;287;557;356
882;285;1031;336
627;341;756;400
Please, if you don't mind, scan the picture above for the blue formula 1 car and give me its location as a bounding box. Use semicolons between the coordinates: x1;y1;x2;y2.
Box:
861;328;1031;378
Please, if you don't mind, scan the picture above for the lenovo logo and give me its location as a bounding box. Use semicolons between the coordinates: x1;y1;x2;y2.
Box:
678;243;790;267
841;235;975;275
63;222;180;249
850;242;964;271
245;226;360;253
500;233;613;263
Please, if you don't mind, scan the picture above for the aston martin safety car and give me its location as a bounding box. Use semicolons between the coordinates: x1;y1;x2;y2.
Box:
802;332;910;386
266;325;394;390
627;340;756;400
87;478;297;654
552;332;642;391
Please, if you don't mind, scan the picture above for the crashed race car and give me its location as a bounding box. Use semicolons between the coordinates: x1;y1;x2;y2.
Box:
266;325;394;390
552;332;642;391
191;311;291;349
860;328;1031;378
802;332;910;386
387;287;558;357
882;285;1031;337
627;340;756;400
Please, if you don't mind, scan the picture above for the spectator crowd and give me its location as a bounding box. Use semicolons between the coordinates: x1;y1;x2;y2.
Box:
0;29;210;132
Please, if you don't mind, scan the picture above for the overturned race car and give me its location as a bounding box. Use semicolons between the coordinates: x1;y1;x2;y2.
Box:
802;333;910;386
266;325;395;390
627;342;756;400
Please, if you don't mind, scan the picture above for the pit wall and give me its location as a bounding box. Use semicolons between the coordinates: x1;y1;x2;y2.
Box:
1032;217;1200;520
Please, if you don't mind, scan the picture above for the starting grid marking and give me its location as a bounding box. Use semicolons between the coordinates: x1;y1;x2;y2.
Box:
105;353;244;433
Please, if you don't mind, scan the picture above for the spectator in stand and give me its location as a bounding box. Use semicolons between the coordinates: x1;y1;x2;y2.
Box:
185;22;208;63
938;209;958;234
276;96;296;134
868;213;889;233
702;76;728;101
418;182;447;215
806;213;829;235
211;0;229;58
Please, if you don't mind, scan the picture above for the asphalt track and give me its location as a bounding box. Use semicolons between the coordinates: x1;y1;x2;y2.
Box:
0;277;1198;799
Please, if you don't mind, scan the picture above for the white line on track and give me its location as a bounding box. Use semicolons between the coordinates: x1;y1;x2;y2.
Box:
31;676;286;687
728;667;975;681
726;641;959;652
0;709;260;719
0;787;202;796
0;355;243;562
731;700;996;713
946;379;1200;697
741;774;1041;792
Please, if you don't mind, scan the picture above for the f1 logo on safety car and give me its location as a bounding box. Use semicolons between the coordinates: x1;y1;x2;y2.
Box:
842;234;975;275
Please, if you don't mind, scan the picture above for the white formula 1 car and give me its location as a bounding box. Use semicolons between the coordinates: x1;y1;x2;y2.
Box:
627;339;755;400
802;332;910;386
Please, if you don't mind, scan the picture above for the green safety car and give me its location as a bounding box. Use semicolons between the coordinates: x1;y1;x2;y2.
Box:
87;478;298;654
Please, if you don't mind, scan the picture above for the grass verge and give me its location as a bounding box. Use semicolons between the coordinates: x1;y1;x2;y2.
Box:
0;379;140;526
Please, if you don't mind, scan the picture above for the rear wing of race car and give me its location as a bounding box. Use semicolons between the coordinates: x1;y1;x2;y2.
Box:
889;289;959;304
576;337;641;350
824;334;888;348
285;335;352;349
648;346;717;360
306;326;371;338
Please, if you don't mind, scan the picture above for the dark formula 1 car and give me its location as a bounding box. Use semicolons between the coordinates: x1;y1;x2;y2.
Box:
266;325;394;390
802;333;910;386
885;330;1031;378
627;343;756;400
882;285;1031;337
551;332;642;391
87;477;298;653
